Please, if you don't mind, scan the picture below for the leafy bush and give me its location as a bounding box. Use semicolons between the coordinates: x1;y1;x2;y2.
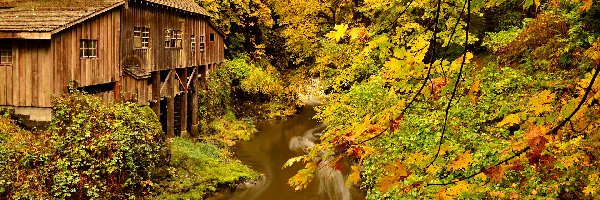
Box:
0;93;166;199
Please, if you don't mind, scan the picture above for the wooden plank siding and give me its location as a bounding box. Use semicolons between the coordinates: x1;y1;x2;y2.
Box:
52;9;121;90
1;1;225;109
119;2;224;105
120;3;221;72
0;39;53;107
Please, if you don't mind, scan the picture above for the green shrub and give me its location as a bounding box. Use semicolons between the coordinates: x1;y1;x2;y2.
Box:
0;93;167;199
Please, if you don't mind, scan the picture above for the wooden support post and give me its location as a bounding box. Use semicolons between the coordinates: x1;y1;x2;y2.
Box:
200;65;207;90
113;80;121;103
180;69;188;137
151;71;160;117
167;69;175;138
191;66;199;137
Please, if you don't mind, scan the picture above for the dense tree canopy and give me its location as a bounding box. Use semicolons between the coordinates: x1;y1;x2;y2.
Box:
241;0;600;198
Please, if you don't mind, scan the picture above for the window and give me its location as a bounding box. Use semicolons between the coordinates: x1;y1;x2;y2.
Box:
190;35;196;53
209;33;215;42
199;35;205;52
0;43;12;64
134;26;150;48
164;29;182;48
80;40;97;58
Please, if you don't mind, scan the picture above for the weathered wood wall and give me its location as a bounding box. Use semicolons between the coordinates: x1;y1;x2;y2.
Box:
121;3;218;72
205;23;225;64
121;74;152;105
52;9;121;94
1;2;224;110
0;39;53;107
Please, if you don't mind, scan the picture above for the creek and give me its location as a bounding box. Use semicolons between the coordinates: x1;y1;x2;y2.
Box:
211;107;366;200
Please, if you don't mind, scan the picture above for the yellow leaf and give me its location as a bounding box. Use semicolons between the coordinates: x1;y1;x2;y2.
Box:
497;113;521;127
435;187;454;200
583;185;597;196
347;165;361;185
467;79;480;104
559;155;578;169
405;151;425;165
579;0;593;12
448;150;473;171
446;180;470;196
283;156;305;169
325;24;348;42
474;173;487;181
465;52;474;64
288;162;316;190
534;0;541;9
528;90;555;115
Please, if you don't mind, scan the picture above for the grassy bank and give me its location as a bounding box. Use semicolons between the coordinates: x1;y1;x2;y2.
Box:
155;138;259;199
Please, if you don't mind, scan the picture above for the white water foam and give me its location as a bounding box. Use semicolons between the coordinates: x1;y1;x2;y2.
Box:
289;123;352;200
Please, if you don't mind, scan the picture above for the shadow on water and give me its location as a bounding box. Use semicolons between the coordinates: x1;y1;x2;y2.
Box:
211;107;365;200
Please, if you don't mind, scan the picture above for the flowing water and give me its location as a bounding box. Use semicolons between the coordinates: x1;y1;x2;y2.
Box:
212;107;365;200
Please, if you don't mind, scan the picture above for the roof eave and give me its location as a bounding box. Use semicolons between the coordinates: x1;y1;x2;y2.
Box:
0;31;52;39
50;1;125;35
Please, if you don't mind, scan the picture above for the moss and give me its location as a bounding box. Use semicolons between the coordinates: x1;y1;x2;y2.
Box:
155;138;259;199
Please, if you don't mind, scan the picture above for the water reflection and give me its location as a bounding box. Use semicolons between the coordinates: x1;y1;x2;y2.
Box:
213;107;365;200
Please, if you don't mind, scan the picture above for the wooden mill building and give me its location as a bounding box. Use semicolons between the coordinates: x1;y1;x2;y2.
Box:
0;0;225;136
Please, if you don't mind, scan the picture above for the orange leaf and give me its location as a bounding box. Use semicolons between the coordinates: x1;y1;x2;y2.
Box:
448;150;473;171
483;165;506;183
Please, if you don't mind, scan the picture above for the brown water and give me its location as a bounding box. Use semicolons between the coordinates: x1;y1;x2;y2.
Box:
213;107;365;200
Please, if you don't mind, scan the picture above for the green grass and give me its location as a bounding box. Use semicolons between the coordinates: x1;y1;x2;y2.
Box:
156;138;259;199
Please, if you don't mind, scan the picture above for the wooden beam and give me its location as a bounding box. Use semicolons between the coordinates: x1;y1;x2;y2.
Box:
159;69;173;97
167;69;175;138
186;67;197;89
180;69;188;137
200;65;207;90
151;71;160;117
191;66;199;137
0;32;51;39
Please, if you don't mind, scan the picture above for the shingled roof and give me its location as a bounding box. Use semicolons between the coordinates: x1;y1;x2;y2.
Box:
0;0;210;32
139;0;210;16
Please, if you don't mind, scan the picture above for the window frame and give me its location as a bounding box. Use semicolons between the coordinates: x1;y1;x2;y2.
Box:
0;43;12;65
209;33;215;42
134;26;150;49
164;29;182;49
190;35;196;53
199;35;205;52
80;39;98;58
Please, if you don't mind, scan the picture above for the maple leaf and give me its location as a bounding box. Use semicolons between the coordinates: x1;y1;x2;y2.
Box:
583;185;597;196
578;0;593;12
401;181;423;194
283;156;305;169
435;187;453;200
446;180;470;196
497;113;521;127
483;165;507;183
528;90;555;115
346;165;361;186
448;150;473;171
467;79;480;105
377;175;397;193
325;24;348;42
377;160;412;193
288;163;316;190
524;125;549;155
389;114;404;132
558;155;579;169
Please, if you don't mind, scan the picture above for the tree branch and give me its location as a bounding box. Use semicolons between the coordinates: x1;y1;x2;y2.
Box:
425;0;471;170
426;62;600;186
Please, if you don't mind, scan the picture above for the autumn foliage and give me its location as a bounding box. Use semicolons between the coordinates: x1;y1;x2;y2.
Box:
278;0;600;199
